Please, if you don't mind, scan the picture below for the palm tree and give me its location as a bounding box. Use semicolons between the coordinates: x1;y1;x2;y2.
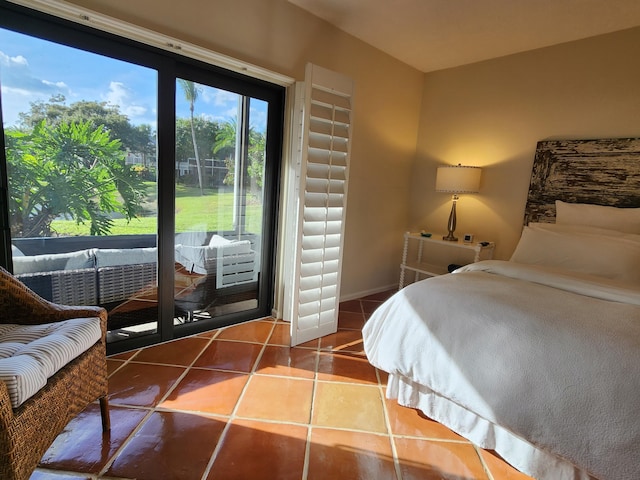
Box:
215;118;265;192
214;117;237;153
214;118;238;186
178;79;204;194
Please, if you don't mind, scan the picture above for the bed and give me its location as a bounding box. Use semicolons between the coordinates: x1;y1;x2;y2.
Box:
362;138;640;480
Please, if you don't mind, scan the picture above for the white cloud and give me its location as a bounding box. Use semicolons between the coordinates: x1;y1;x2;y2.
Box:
199;87;239;108
103;81;129;106
2;85;32;97
223;106;238;119
1;85;50;126
103;81;149;120
0;50;66;95
0;50;72;126
42;80;68;89
0;51;28;68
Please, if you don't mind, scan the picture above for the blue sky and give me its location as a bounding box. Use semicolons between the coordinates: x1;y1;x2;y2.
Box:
0;27;267;131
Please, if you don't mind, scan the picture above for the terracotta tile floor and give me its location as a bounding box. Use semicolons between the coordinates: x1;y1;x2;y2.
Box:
33;294;534;480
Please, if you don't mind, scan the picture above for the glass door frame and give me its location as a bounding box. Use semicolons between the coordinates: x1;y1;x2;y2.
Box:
162;62;285;345
0;2;285;354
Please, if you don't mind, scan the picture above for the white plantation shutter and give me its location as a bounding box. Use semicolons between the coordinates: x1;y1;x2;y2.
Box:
284;63;353;346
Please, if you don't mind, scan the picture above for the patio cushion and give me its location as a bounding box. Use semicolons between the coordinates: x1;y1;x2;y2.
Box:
94;247;157;268
0;317;101;408
12;249;95;275
208;234;232;247
175;240;252;275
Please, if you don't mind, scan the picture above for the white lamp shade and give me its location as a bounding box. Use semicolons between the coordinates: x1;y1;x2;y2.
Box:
435;165;481;193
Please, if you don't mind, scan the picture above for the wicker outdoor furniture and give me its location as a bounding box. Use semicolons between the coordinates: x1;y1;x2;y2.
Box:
12;238;259;331
0;267;109;480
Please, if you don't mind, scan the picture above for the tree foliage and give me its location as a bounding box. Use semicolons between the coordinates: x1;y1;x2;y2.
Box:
247;130;266;188
18;96;156;160
215;119;266;189
175;117;221;163
6;120;146;237
6;94;268;237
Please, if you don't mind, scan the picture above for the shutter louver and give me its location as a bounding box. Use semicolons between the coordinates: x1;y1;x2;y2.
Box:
285;64;354;346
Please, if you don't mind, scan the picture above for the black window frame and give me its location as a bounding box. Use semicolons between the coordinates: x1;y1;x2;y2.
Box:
0;1;285;354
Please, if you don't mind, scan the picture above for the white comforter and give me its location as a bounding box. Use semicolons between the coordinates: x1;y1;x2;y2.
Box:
363;260;640;480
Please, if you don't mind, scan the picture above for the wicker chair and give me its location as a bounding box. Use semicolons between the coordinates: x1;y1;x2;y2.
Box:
0;267;110;480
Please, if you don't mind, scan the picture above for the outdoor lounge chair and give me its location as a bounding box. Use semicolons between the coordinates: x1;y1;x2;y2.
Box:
0;267;109;480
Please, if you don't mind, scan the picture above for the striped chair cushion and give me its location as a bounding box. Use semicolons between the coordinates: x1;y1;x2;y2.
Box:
0;317;101;408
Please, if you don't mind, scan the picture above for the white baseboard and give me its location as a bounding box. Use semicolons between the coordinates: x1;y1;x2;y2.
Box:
339;283;397;303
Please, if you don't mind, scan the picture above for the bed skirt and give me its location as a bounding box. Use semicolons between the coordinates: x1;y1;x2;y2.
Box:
387;373;595;480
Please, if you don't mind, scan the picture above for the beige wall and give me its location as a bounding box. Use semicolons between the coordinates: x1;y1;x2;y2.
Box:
412;27;640;260
65;0;425;298
51;2;640;298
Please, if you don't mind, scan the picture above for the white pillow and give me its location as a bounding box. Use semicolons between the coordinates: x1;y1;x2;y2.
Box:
555;200;640;234
510;226;640;283
208;234;232;247
528;222;640;242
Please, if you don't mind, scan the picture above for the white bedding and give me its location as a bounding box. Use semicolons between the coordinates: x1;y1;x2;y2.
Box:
362;260;640;480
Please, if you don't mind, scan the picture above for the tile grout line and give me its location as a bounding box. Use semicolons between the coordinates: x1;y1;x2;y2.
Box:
473;444;496;480
96;348;151;478
96;407;155;478
374;370;402;480
300;340;321;480
140;332;218;407
306;337;322;479
106;348;141;378
199;320;277;480
368;296;404;480
98;334;218;478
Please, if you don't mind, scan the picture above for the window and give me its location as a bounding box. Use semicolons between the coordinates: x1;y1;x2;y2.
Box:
0;3;285;353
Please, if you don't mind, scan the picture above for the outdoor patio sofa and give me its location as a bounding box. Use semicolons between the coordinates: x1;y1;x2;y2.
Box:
11;234;257;329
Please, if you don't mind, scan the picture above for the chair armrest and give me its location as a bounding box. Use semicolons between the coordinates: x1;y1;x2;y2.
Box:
0;267;107;339
0;381;15;435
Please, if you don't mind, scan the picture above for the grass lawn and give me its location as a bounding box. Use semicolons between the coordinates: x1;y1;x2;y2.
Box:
50;184;263;236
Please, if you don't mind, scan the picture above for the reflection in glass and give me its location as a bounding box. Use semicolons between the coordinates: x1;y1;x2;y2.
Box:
0;28;159;342
173;80;266;325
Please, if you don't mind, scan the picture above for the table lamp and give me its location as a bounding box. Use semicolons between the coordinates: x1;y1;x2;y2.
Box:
435;164;481;241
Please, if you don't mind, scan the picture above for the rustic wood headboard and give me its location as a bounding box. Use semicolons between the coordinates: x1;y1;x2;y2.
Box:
524;138;640;224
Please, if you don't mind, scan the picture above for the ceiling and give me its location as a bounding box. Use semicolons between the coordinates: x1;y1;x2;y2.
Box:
288;0;640;72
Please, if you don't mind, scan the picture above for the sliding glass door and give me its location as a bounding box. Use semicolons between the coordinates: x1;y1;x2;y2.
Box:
0;27;161;344
173;79;269;330
0;3;284;353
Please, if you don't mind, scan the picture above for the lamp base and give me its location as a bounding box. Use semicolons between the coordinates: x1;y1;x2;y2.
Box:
443;196;459;242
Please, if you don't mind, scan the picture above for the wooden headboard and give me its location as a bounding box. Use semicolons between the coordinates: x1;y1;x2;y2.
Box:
524;138;640;224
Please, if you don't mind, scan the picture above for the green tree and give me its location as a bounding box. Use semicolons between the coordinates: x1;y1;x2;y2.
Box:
247;129;266;188
5;120;146;237
130;123;156;169
178;79;204;194
175;117;220;165
214;119;266;192
17;94;68;127
18;96;156;165
214;118;238;187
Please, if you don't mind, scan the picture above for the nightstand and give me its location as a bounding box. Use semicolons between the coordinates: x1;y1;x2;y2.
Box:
399;231;495;289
